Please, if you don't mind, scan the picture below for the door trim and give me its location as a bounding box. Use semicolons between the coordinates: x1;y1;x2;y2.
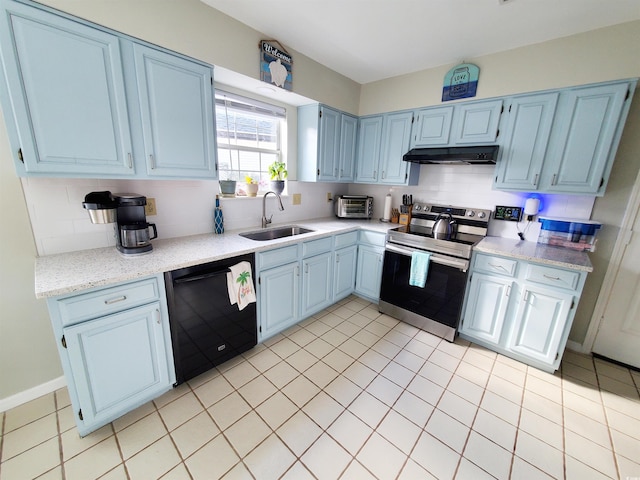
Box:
583;167;640;352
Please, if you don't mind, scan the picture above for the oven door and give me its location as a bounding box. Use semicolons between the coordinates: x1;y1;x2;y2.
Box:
379;243;469;333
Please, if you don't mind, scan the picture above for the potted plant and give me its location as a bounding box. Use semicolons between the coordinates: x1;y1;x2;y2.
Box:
244;175;259;197
268;161;287;194
219;178;237;197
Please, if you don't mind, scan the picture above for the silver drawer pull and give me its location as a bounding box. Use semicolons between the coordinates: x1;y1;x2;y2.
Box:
543;274;561;281
488;262;509;273
104;295;127;305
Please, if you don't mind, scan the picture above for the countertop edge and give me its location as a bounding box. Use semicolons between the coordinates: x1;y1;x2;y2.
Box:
474;237;593;273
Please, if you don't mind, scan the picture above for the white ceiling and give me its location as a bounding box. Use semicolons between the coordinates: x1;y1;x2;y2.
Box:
201;0;640;85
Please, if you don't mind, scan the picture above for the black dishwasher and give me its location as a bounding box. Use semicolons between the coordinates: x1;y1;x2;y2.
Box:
164;253;257;385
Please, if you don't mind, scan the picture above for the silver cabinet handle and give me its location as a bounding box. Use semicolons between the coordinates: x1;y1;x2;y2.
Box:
551;173;557;185
149;154;155;169
127;153;133;169
506;285;511;297
533;173;539;187
488;262;509;273
543;274;561;281
104;295;126;305
305;263;309;274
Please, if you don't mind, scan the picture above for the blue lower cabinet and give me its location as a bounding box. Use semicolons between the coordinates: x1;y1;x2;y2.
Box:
258;261;300;341
301;252;333;318
47;274;174;436
333;245;358;301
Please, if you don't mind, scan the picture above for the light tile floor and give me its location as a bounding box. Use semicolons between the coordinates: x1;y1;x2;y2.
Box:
2;295;640;479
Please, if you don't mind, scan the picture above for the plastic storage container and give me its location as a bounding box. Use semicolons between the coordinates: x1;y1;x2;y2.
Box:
538;217;601;251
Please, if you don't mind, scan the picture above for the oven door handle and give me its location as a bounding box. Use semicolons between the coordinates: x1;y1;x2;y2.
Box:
385;243;469;272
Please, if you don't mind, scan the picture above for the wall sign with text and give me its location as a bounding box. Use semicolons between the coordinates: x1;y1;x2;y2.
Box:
260;41;292;91
442;63;479;101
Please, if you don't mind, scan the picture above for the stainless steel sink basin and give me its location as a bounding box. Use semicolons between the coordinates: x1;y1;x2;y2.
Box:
239;225;315;241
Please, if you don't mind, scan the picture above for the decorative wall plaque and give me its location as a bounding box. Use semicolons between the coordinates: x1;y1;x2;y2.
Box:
442;63;479;101
260;40;292;91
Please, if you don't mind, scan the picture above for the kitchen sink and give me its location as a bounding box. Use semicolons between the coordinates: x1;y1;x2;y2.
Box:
239;225;315;241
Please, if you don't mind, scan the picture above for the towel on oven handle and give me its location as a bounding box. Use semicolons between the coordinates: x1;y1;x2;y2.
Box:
227;261;256;310
409;251;431;288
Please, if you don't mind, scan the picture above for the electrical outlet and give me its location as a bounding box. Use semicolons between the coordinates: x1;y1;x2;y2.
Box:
145;198;157;216
292;193;301;205
327;192;333;203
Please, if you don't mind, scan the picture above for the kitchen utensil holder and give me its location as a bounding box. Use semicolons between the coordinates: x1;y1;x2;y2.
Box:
399;205;412;226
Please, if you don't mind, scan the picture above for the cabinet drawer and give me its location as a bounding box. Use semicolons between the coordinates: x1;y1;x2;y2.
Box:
302;237;333;258
257;245;299;270
474;254;518;277
359;230;386;247
334;231;358;249
525;264;580;291
56;277;161;326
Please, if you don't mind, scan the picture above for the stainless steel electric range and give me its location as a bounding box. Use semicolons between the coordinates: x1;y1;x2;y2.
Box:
379;203;491;342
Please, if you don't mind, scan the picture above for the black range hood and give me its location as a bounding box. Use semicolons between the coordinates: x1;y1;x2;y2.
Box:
403;145;499;165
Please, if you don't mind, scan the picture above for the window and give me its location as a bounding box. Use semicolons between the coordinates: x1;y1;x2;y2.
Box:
215;91;286;193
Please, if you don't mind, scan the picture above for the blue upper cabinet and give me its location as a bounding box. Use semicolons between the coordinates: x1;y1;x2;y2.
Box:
494;80;636;195
132;44;217;178
410;106;454;147
355;115;383;183
356;111;419;185
0;0;134;176
542;82;631;195
0;0;217;179
452;99;503;144
494;93;559;190
297;104;357;183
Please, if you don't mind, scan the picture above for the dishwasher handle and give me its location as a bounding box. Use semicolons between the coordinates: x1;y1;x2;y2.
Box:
174;268;231;284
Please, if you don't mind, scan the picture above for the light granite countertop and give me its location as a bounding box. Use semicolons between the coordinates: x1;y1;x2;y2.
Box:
35;218;392;299
475;236;593;272
35;220;594;299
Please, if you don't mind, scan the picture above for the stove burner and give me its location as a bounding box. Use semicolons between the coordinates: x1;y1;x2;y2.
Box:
387;203;491;259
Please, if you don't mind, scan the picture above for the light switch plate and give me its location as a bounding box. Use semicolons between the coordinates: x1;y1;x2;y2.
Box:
292;193;301;205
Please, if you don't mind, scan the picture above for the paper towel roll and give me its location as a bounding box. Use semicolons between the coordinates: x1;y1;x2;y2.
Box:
383;193;392;221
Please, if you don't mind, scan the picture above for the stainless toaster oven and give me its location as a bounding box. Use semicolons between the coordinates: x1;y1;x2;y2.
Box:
334;195;373;219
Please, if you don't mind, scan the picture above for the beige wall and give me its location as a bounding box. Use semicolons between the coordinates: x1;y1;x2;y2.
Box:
1;1;639;402
0;109;62;400
359;20;640;344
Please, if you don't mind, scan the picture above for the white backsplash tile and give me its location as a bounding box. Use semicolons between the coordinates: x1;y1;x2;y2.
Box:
21;165;595;256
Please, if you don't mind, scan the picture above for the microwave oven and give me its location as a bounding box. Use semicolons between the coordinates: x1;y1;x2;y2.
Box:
334;195;373;219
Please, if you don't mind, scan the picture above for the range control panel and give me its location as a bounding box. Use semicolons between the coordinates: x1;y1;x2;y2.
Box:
494;206;523;222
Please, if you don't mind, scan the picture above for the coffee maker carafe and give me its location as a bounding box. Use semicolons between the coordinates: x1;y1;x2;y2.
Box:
83;191;158;255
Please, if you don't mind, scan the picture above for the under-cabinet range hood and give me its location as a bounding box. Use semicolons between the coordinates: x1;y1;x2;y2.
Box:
403;145;499;165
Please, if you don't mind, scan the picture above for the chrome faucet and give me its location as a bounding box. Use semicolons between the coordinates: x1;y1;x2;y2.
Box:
262;191;284;228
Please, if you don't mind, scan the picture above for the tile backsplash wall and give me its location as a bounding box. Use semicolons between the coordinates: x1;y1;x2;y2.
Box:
21;177;348;256
348;164;596;242
22;163;595;256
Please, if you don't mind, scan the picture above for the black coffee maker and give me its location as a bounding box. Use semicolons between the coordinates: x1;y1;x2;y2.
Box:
83;191;157;255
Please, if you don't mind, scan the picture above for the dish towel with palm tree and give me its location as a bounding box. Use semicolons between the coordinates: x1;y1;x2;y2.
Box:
226;262;256;310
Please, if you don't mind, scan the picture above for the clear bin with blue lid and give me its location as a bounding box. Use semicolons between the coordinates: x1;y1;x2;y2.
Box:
538;217;601;251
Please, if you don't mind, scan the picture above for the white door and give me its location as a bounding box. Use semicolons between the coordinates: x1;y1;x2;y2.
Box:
591;177;640;368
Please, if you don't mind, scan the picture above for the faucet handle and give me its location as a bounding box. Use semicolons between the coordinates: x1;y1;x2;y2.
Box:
266;214;273;225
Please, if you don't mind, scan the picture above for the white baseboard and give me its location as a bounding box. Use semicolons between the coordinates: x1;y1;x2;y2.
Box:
0;376;67;413
566;339;587;354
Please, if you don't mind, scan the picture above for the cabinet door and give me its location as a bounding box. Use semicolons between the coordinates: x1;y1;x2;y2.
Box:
543;83;628;194
301;252;333;318
259;262;299;340
507;284;573;365
453;100;503;144
355;115;383;183
63;302;171;430
338;113;358;182
355;245;384;300
334;245;358;301
317;105;341;181
0;2;134;176
379;111;413;184
411;106;454;147
460;273;513;345
133;44;217;178
494;93;558;191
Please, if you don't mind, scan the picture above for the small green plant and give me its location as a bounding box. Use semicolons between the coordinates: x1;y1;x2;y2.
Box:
268;161;288;181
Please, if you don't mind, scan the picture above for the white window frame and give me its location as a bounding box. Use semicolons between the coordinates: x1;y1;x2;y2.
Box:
215;90;286;195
